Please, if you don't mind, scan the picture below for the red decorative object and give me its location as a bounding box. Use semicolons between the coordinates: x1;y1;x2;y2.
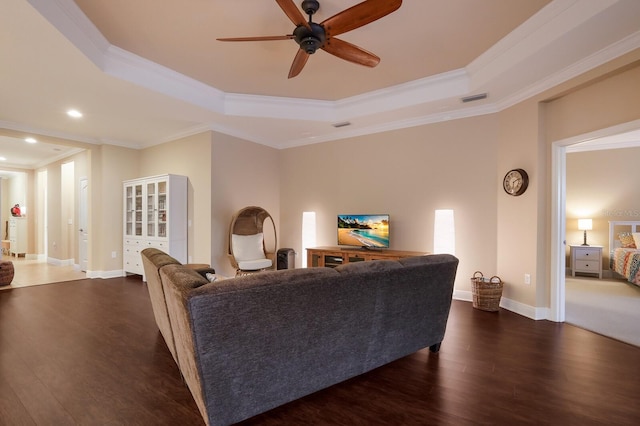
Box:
10;204;21;217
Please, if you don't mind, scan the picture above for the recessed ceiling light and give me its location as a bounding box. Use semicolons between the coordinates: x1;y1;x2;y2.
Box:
332;121;351;128
0;157;6;161
25;137;37;143
67;109;83;118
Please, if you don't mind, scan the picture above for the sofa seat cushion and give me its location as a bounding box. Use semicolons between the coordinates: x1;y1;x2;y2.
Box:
238;258;273;270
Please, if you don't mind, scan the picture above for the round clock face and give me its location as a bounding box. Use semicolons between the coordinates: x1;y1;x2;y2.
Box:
503;169;529;196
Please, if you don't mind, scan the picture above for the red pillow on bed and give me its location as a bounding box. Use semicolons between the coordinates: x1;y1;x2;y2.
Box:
618;232;637;248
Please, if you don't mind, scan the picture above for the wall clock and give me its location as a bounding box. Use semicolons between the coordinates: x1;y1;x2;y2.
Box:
503;168;529;196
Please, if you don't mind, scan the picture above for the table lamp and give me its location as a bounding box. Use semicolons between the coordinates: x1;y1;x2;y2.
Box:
578;219;592;246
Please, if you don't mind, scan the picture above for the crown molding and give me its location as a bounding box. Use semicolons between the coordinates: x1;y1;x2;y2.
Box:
223;94;335;121
104;46;226;112
335;69;469;120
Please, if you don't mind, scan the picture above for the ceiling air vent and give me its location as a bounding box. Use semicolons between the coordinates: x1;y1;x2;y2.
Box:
332;121;352;128
461;93;488;103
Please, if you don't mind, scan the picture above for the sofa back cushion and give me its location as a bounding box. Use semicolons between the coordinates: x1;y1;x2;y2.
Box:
140;248;182;364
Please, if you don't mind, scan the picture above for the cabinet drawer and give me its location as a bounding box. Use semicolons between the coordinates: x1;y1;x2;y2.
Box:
575;260;599;272
574;248;600;260
123;245;142;256
124;255;143;274
146;240;168;250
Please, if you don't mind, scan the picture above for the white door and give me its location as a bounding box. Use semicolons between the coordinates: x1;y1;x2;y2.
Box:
79;178;89;272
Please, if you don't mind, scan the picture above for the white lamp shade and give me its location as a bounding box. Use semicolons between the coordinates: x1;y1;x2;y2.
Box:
578;219;593;231
434;209;455;255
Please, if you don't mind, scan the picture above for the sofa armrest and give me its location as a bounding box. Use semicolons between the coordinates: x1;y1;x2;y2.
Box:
185;263;216;279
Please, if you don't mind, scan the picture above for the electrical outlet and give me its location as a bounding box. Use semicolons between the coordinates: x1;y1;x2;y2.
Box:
111;251;117;259
524;273;531;285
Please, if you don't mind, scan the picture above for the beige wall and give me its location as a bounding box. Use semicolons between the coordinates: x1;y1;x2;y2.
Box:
211;132;280;277
91;144;139;273
544;58;640;143
566;147;640;269
139;131;213;265
279;116;499;290
495;100;544;308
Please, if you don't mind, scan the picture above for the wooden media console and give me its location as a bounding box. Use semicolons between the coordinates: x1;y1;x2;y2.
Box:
306;246;428;268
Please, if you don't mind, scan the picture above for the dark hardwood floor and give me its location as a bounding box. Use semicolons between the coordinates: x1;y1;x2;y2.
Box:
1;277;639;425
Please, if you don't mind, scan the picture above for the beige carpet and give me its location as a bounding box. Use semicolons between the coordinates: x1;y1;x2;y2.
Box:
565;276;640;347
0;257;87;290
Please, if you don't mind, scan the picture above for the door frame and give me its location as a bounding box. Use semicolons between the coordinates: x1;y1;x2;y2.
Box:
79;177;88;272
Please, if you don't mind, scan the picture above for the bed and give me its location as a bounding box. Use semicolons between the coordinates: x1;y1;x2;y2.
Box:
608;221;640;286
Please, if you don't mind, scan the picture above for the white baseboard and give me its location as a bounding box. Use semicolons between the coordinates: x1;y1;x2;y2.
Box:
85;269;126;279
453;290;549;320
47;257;75;266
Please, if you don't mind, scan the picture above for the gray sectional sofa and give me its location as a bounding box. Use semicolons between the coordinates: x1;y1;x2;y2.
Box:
140;248;458;426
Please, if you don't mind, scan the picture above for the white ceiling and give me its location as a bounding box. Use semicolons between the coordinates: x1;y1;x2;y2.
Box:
1;0;640;169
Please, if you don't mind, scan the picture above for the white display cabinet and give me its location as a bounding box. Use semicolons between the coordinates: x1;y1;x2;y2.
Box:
123;174;187;275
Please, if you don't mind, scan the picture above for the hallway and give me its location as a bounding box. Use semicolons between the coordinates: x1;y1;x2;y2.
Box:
0;256;86;290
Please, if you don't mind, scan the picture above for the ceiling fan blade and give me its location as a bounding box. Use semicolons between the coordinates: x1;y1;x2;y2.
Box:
322;38;380;67
276;0;312;30
217;35;294;42
288;49;310;78
321;0;402;37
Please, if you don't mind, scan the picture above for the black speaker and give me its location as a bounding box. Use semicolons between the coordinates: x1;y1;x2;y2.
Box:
277;248;296;270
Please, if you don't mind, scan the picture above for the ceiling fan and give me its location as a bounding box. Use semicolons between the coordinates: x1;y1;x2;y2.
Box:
217;0;402;78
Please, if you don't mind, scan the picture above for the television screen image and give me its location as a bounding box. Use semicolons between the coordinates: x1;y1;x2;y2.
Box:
337;214;390;248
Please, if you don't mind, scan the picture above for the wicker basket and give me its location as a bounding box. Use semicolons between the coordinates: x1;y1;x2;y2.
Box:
470;271;503;311
0;261;14;286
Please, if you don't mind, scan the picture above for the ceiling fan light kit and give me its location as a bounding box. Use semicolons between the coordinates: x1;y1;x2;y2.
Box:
217;0;402;78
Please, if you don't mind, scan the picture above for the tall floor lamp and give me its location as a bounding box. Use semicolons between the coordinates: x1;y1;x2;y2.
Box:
578;219;592;246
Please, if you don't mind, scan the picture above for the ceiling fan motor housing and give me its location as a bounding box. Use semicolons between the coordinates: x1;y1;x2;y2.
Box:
294;22;326;54
301;0;320;16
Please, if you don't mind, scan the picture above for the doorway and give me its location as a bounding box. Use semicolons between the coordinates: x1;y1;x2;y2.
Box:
551;119;640;321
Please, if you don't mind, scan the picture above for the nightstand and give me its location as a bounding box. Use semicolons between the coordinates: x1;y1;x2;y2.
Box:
570;245;603;279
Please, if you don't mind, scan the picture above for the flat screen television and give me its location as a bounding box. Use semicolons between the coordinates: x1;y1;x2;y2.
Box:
337;214;390;248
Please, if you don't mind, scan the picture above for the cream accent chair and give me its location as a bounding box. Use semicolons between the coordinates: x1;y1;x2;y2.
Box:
228;206;277;276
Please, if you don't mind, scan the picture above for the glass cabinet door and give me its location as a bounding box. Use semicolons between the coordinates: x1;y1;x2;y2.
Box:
157;180;167;238
134;184;143;236
144;178;168;239
147;182;157;237
125;183;143;236
125;185;133;236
